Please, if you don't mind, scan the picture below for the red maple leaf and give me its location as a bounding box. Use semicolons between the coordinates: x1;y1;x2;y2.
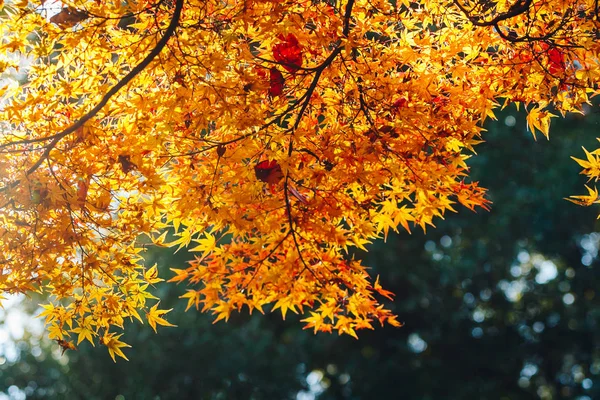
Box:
273;33;303;73
254;160;283;184
269;67;285;96
393;97;408;108
547;47;565;75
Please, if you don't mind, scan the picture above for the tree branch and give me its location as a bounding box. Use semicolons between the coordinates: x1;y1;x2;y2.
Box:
453;0;532;27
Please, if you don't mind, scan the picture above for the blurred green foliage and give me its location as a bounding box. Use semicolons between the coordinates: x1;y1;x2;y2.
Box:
1;106;599;400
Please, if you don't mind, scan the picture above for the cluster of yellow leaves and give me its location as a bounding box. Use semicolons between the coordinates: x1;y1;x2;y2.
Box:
570;145;600;209
0;0;598;360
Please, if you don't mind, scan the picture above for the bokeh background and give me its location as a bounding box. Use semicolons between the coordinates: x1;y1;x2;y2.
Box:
1;106;599;400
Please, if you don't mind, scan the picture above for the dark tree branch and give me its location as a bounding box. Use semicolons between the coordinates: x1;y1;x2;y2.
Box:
453;0;532;27
343;0;356;36
493;10;573;43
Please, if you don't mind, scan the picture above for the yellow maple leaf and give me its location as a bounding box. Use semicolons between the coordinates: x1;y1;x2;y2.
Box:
101;333;131;362
168;268;190;283
571;147;600;181
526;107;557;140
301;312;332;334
212;301;233;323
272;297;298;320
180;289;201;311
566;185;599;207
71;318;95;346
143;264;163;285
37;303;57;324
146;302;177;333
188;232;216;257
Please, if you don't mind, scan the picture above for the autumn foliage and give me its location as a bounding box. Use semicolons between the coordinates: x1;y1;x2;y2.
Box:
0;0;598;360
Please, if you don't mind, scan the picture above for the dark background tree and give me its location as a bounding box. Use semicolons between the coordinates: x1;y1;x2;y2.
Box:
1;106;599;399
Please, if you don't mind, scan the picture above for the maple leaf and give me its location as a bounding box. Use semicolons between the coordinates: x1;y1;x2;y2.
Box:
393;97;409;109
118;155;136;174
76;177;89;207
101;333;131;362
56;339;77;355
571;147;600;181
269;68;285;96
526;107;557;139
189;232;217;257
254;160;283;184
48;324;66;341
146;302;177;333
273;33;303;73
373;276;395;301
212;301;233;323
71;317;96;346
37;303;58;324
547;47;566;75
288;185;309;204
566;185;599;207
180;290;201;311
301;312;333;333
335;316;359;339
273;297;298;320
50;7;89;28
143;265;163;285
169;268;190;283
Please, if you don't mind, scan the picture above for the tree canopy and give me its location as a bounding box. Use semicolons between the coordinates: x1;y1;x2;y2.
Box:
2;108;600;399
0;0;599;359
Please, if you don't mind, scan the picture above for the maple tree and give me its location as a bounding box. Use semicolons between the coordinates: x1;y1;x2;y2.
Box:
0;0;598;360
